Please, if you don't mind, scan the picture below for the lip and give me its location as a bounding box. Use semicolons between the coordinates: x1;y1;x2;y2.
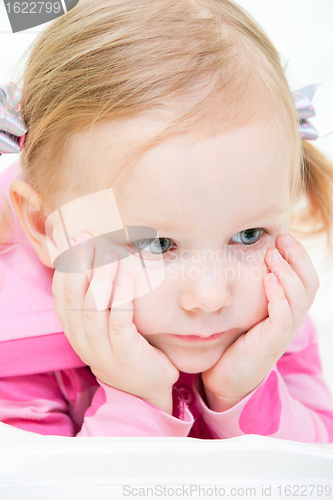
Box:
168;332;226;343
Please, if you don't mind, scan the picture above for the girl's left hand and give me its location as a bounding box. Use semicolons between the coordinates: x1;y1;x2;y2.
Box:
201;233;320;412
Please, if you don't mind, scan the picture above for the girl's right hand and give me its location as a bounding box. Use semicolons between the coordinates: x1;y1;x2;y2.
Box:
51;232;179;415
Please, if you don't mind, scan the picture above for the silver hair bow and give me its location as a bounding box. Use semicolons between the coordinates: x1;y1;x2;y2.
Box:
0;82;27;155
293;84;321;140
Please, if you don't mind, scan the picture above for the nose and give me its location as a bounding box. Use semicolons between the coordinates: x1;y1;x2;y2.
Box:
178;261;232;313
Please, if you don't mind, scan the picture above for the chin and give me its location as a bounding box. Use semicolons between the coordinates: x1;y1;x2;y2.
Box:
171;355;218;374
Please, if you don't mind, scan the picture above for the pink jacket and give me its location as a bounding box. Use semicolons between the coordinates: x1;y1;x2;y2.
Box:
1;161;333;441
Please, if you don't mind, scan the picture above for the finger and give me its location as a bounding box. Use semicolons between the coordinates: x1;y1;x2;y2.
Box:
82;251;119;354
108;274;139;360
277;233;320;307
64;233;95;346
51;237;77;335
262;272;293;350
88;252;119;312
265;247;310;328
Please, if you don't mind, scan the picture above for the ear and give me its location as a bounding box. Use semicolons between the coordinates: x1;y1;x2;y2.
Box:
9;181;53;268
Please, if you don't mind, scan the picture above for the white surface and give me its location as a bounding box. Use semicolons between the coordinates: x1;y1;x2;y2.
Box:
0;422;333;498
0;0;333;491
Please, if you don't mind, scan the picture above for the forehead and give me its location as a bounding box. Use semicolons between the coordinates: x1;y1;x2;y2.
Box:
109;118;291;226
62;114;291;232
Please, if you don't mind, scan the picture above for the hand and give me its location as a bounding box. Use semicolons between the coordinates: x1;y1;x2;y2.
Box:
51;232;179;414
201;233;320;412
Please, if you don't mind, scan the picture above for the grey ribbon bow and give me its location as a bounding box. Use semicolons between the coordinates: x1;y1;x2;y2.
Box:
0;82;28;155
293;84;321;140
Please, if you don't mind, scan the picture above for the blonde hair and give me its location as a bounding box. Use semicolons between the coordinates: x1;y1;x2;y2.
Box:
1;0;333;257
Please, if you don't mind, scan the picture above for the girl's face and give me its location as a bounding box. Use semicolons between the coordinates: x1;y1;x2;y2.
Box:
49;114;292;374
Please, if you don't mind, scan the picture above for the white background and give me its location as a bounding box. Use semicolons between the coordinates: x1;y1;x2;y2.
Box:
0;2;333;389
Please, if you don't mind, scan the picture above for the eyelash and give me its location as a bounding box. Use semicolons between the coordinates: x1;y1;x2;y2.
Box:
229;228;272;247
129;227;272;257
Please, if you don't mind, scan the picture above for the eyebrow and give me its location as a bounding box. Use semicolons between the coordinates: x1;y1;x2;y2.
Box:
235;206;288;225
125;207;287;233
125;219;180;232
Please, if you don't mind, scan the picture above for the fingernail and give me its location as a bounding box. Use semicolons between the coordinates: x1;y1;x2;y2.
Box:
101;251;117;265
120;274;128;285
269;273;279;285
281;234;292;249
77;233;92;247
271;248;283;261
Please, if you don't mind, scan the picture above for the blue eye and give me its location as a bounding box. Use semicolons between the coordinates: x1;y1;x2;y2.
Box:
129;228;269;258
130;237;173;255
230;228;265;246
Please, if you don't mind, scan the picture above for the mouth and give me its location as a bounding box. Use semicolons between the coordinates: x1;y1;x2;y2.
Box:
168;332;226;343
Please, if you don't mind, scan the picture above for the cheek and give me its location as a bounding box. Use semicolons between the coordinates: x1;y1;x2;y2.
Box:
233;254;269;318
132;293;153;334
114;252;165;303
231;244;269;279
132;283;169;335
